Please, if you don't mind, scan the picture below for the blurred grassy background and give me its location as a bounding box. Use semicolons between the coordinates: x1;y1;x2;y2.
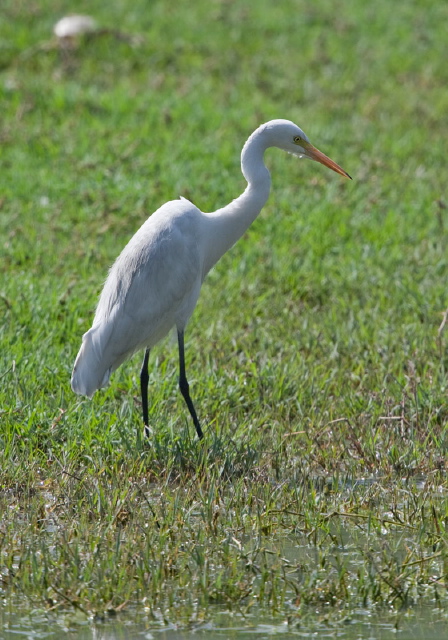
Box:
1;0;447;457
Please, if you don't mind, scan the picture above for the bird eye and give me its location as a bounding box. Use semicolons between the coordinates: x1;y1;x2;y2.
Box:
293;136;302;144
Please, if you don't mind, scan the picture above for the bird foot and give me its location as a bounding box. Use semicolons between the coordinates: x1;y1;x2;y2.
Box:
144;424;152;439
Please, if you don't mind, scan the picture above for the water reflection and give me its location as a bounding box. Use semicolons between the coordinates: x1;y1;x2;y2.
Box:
2;607;448;640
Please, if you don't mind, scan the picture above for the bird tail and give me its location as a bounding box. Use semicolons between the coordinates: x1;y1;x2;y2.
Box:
71;322;113;397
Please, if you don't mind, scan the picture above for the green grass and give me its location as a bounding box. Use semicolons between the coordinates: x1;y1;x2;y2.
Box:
1;0;448;634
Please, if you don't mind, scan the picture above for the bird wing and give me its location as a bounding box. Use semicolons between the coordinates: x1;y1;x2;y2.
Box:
71;200;203;397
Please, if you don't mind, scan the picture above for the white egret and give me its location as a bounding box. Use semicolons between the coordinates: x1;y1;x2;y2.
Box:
53;15;97;39
71;119;351;439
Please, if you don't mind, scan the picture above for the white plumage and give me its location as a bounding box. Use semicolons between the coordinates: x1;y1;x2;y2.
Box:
72;199;203;396
71;120;350;438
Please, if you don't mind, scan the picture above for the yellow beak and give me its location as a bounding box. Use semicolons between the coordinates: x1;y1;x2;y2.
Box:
303;142;352;179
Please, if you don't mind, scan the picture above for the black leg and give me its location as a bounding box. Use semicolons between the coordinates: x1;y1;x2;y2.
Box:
177;330;203;439
140;348;150;438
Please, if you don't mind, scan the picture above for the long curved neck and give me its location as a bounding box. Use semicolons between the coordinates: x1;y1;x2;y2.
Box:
202;130;271;276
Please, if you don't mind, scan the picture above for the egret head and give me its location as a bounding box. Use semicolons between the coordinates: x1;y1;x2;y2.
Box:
263;119;351;179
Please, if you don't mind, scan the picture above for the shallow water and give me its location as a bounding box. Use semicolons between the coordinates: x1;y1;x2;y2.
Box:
2;608;448;640
2;475;446;639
